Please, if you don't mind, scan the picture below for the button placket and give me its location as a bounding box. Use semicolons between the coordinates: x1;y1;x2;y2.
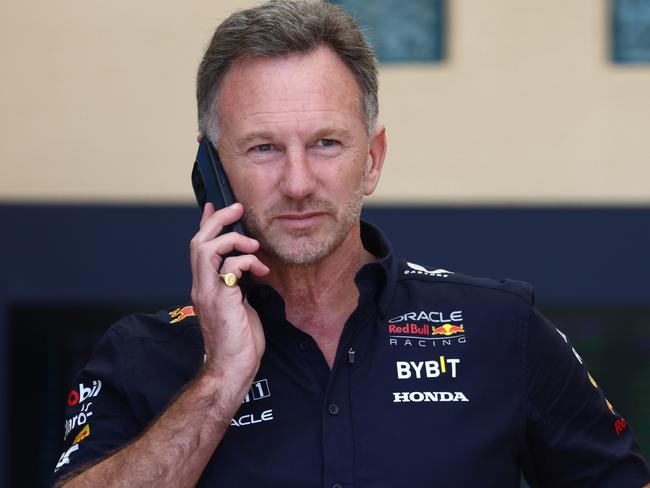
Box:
322;363;355;488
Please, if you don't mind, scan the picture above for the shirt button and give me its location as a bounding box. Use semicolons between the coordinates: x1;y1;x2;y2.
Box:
298;341;309;351
332;484;343;488
328;403;340;416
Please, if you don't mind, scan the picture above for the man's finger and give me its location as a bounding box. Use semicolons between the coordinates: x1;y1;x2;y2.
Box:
210;232;260;257
220;254;270;279
192;233;261;290
195;203;244;242
199;202;216;227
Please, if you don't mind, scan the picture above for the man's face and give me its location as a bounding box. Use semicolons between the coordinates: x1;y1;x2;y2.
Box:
215;45;385;265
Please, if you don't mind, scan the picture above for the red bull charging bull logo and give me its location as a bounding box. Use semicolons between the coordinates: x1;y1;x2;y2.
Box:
431;324;465;336
169;305;196;324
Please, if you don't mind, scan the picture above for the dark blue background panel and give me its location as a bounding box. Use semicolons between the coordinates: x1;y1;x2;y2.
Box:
2;204;649;305
363;205;650;304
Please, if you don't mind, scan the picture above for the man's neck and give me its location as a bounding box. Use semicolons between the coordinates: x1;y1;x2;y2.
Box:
257;223;375;358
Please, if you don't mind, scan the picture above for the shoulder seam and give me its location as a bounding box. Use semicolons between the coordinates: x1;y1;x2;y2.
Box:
111;313;200;343
398;277;534;306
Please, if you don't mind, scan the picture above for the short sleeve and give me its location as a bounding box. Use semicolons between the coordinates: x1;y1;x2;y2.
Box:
50;328;141;485
523;307;650;487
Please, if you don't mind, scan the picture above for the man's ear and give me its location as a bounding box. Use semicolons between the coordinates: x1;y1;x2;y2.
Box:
363;124;387;196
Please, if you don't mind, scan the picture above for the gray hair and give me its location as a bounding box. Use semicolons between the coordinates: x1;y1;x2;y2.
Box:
196;0;378;143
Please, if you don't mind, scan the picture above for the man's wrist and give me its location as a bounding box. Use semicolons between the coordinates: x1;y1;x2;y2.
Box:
193;365;255;421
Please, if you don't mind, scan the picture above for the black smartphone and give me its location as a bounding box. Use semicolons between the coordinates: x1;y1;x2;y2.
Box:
191;138;245;236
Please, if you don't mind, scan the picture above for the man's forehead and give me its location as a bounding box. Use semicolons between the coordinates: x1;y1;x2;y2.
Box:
216;45;364;130
221;46;357;97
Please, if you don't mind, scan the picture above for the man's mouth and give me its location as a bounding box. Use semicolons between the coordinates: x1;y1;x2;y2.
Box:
274;212;327;229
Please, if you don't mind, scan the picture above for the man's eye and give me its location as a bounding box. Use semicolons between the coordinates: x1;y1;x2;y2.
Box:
256;143;274;152
317;139;337;147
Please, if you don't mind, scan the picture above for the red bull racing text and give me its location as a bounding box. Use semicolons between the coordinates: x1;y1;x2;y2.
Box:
388;310;466;347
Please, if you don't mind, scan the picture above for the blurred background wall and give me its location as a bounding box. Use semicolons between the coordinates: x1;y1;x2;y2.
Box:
2;0;650;204
1;0;649;486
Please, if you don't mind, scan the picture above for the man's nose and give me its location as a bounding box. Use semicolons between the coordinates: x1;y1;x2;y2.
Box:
279;147;316;200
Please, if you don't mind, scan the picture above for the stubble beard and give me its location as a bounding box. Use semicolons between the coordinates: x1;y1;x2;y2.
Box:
242;180;366;266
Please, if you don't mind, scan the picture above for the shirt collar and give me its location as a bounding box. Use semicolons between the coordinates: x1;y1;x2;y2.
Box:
356;220;396;318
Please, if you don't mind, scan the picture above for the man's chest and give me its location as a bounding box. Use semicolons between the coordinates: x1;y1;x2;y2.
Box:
198;305;527;487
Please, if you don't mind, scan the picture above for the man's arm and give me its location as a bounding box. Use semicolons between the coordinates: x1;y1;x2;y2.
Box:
57;369;244;487
523;307;650;486
58;203;270;487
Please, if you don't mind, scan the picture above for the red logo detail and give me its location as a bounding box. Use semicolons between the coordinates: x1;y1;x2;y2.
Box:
431;324;465;336
614;418;628;436
388;323;430;335
67;390;80;406
73;424;91;445
169;306;196;324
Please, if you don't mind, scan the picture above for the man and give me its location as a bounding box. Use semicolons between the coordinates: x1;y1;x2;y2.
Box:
52;1;649;487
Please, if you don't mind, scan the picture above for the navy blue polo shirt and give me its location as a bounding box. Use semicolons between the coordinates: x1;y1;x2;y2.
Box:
52;222;649;487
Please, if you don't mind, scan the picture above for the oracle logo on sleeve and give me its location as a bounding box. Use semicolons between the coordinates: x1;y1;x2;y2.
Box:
231;378;274;428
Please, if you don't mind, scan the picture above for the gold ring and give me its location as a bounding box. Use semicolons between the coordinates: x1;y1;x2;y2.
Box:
218;272;238;287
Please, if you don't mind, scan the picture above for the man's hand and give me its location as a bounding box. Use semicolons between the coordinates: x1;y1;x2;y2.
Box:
190;202;270;394
59;202;270;488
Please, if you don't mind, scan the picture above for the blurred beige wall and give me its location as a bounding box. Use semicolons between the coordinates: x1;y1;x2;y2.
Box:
1;0;649;204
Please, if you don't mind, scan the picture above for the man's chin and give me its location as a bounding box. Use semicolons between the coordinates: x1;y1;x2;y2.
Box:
249;213;359;266
264;236;331;266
